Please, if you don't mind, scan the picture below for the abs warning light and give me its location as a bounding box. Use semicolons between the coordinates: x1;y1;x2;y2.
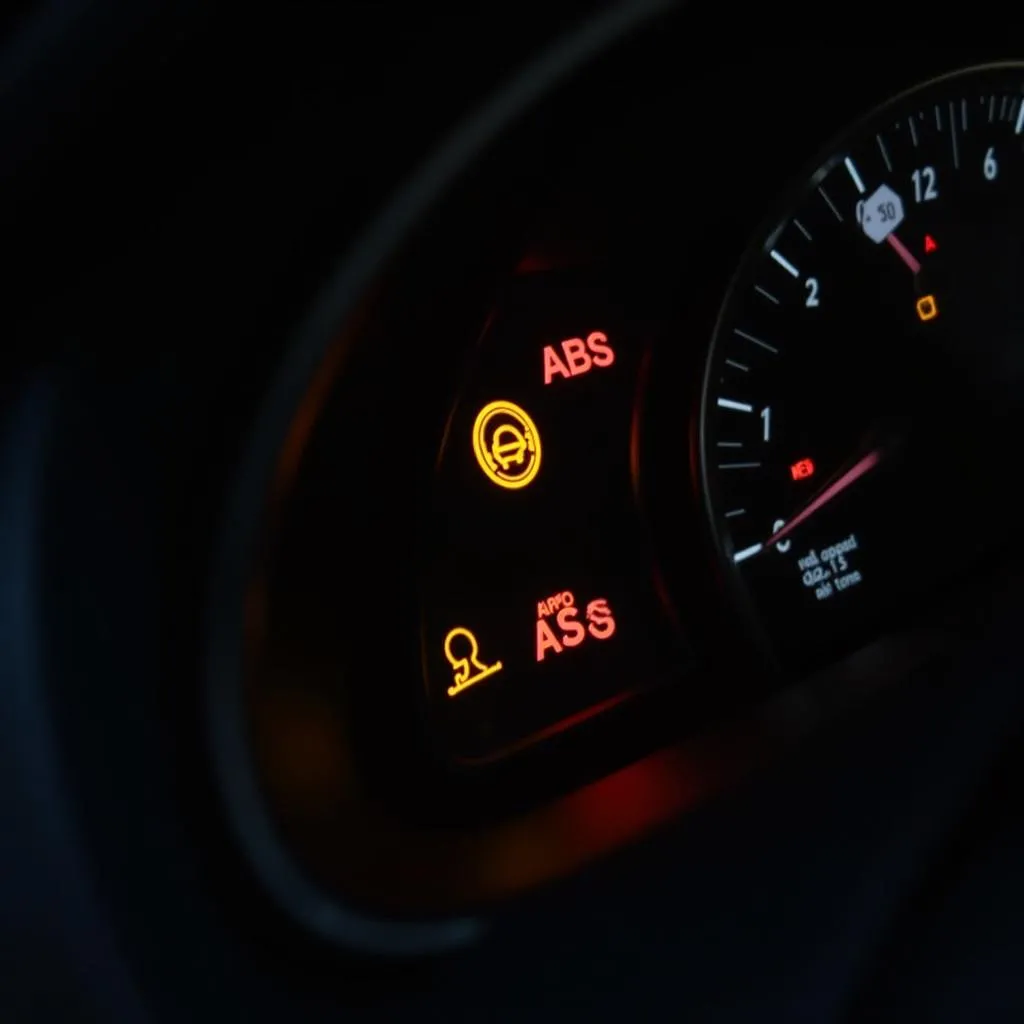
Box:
790;458;815;481
543;331;615;384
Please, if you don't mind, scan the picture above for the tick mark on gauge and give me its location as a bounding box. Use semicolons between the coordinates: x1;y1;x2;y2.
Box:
950;100;960;168
717;397;754;413
793;219;812;240
770;249;800;277
1016;98;1024;134
908;116;919;147
989;95;996;122
734;328;779;354
733;543;764;563
876;133;893;171
725;358;750;372
934;104;942;131
725;509;746;519
818;185;843;221
1000;95;1008;121
755;285;779;304
719;462;762;470
844;156;866;193
716;441;743;448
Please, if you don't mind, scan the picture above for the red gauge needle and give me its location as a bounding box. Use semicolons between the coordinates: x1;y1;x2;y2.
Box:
765;449;882;550
886;232;921;274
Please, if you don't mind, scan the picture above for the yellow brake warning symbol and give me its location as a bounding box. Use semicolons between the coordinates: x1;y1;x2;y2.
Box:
471;399;541;489
444;627;503;697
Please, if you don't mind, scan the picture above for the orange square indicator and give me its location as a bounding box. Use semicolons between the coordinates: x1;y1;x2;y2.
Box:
916;294;939;322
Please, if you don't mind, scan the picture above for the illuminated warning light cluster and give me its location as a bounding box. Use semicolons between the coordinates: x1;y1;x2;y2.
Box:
790;458;815;481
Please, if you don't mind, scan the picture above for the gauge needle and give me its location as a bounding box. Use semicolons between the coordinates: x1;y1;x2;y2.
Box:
765;449;882;550
886;232;921;274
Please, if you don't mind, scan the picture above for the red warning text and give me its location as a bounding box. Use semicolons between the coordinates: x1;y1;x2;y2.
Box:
536;591;617;661
543;331;615;384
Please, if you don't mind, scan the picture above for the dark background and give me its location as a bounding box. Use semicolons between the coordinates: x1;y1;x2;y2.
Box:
3;4;1024;1020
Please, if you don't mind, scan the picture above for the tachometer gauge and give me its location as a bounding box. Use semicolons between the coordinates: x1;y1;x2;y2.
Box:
701;64;1024;665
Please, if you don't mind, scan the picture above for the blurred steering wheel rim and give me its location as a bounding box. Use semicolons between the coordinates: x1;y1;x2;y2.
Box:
201;0;677;957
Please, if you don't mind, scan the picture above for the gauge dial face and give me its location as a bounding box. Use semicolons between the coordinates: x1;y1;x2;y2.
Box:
702;64;1024;664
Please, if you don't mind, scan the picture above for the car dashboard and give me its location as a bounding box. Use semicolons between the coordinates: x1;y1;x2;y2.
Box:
3;6;1024;1021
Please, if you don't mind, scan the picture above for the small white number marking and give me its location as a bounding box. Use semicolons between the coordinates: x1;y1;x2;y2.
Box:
772;519;791;554
912;166;938;202
984;146;998;180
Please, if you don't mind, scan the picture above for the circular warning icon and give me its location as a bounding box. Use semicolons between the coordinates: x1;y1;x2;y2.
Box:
471;399;541;489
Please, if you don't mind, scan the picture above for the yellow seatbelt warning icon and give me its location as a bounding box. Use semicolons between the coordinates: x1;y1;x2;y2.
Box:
471;399;541;489
444;627;503;697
